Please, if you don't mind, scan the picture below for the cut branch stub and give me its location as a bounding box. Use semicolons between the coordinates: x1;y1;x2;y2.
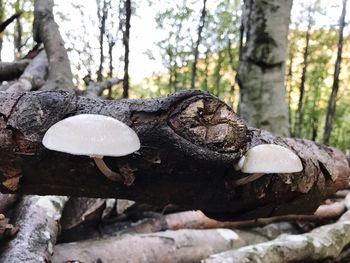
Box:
169;96;248;153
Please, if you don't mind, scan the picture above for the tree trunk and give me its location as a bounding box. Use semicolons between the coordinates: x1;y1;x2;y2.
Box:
190;0;207;89
237;0;292;136
203;49;210;91
122;0;131;98
214;49;223;97
286;42;294;136
0;0;3;61
107;35;115;99
14;0;23;59
33;0;73;90
323;0;347;145
294;7;312;138
227;38;237;105
0;90;348;221
96;0;108;82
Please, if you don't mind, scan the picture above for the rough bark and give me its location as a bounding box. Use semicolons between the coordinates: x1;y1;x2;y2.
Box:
190;0;207;89
52;228;244;263
0;195;68;263
0;60;30;81
0;90;348;221
122;0;131;98
203;194;350;263
33;0;73;91
323;0;347;145
0;193;17;213
237;0;292;136
6;51;47;92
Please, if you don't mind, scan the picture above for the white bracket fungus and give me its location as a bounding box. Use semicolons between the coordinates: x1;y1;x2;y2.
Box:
235;144;303;186
42;114;140;183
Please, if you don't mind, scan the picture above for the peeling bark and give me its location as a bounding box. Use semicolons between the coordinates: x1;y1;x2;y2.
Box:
0;90;348;220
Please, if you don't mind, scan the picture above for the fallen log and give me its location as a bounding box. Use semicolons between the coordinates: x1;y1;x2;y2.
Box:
0;90;348;220
52;228;245;263
0;195;67;263
203;194;350;263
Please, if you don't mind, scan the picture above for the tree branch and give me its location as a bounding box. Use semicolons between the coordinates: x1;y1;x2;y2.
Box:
0;12;22;33
0;60;30;81
33;0;73;91
0;90;348;220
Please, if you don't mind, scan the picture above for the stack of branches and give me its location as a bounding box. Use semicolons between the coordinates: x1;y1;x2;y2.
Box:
0;0;350;262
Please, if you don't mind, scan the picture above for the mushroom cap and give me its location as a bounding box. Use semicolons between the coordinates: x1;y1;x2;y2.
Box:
240;144;303;173
42;114;140;157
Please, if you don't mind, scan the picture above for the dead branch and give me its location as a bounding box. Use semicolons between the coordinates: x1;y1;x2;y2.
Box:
52;228;245;263
0;195;67;263
6;51;47;92
0;60;30;82
0;12;22;33
85;77;122;98
0;90;348;221
33;0;73;90
203;194;350;263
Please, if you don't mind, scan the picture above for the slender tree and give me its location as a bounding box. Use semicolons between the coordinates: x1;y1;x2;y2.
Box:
190;0;207;89
122;0;131;98
323;0;347;144
96;0;108;81
0;0;4;61
13;0;22;58
294;5;313;137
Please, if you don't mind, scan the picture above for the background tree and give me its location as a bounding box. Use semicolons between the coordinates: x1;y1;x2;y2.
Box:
237;0;292;136
190;0;207;89
323;0;348;144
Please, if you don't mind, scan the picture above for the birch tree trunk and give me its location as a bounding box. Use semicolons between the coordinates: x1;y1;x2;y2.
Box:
237;0;292;137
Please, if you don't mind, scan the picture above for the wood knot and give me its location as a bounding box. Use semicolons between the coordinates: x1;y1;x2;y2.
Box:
168;96;248;153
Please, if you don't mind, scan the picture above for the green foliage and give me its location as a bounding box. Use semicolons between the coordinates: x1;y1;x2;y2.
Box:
149;0;241;105
2;0;350;150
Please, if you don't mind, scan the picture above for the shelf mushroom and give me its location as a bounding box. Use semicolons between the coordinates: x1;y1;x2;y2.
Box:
42;114;140;183
234;144;303;186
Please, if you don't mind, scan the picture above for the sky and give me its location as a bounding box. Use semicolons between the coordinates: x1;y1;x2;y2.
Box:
2;0;348;84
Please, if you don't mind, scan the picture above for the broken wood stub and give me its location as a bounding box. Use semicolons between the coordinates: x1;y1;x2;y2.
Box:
169;95;248;153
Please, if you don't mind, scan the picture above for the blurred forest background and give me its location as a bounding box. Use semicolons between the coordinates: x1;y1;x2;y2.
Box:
1;0;349;148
